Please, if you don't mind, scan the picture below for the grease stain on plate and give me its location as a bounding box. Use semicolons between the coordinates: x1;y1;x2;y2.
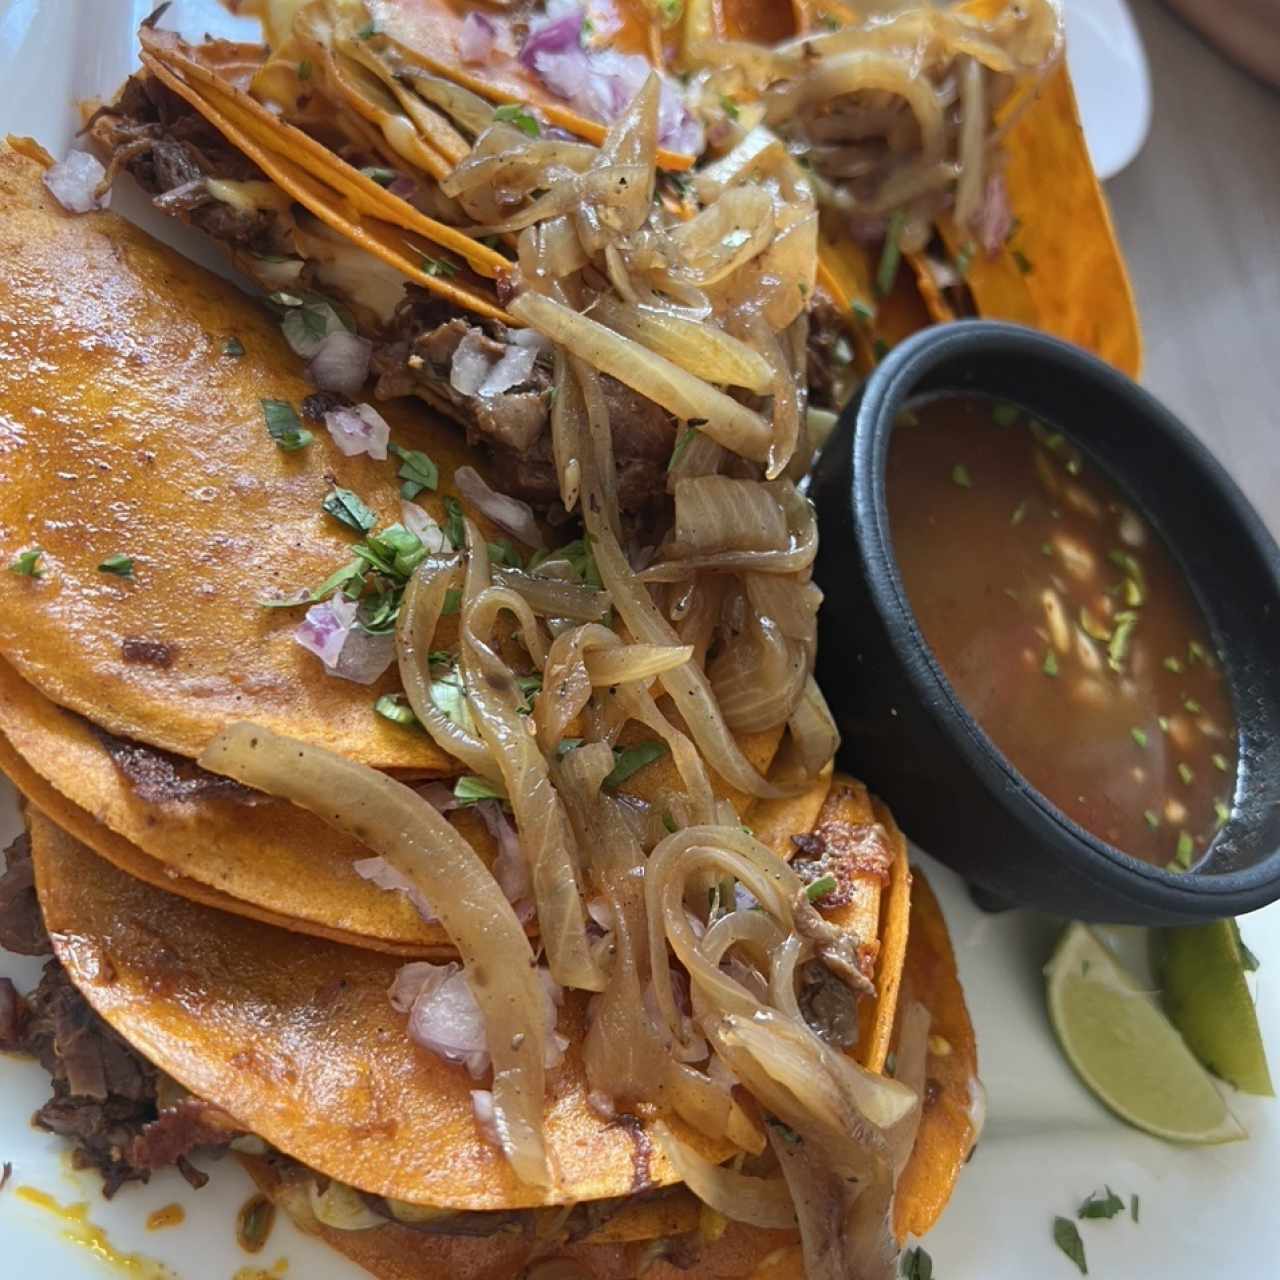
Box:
15;1185;176;1276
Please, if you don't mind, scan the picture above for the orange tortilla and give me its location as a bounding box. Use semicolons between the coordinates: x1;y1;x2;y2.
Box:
1001;63;1142;376
892;868;980;1240
29;810;737;1211
0;140;475;772
0;658;787;955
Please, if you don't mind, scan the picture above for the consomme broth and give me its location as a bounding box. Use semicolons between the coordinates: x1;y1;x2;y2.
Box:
887;393;1236;868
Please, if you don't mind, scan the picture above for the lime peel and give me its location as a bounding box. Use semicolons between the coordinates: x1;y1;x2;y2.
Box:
1046;923;1247;1145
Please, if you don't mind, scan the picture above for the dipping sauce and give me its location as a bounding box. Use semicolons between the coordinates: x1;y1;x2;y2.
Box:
888;393;1236;867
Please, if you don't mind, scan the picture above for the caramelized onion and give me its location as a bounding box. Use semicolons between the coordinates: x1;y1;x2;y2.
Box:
654;1125;796;1229
197;723;551;1188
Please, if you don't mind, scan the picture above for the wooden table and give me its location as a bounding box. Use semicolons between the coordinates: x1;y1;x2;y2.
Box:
1104;0;1280;533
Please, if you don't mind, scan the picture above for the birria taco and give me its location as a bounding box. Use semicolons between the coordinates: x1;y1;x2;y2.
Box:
0;1;1104;1274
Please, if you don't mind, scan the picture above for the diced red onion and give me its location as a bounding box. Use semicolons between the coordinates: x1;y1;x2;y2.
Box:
518;8;703;156
391;960;567;1077
354;857;439;922
324;403;390;460
281;301;348;359
401;501;449;553
43;150;108;214
308;331;372;397
294;594;395;684
394;961;492;1079
458;11;496;64
295;595;357;668
976;171;1013;255
455;466;545;549
470;1089;503;1148
450;330;543;400
585;896;614;932
476;799;532;907
415;780;461;811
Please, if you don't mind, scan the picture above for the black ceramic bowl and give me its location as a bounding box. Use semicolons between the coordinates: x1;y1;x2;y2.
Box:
810;320;1280;925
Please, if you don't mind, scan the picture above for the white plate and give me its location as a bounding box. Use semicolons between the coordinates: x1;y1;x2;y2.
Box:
0;4;1276;1275
1063;0;1153;180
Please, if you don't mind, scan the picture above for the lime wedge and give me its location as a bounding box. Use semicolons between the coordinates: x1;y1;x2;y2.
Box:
1046;922;1246;1144
1154;920;1274;1097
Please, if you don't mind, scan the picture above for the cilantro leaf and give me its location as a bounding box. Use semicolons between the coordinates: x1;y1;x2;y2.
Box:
900;1246;933;1280
297;59;312;81
421;255;459;278
390;442;439;500
1078;1187;1124;1220
8;547;43;577
453;775;508;805
515;673;541;714
98;553;135;579
805;874;838;902
668;424;699;471
261;399;313;452
487;538;524;569
374;693;419;727
494;103;541;138
323;487;378;534
442;495;466;550
361;166;397;186
1053;1217;1088;1275
875;209;905;297
441;587;462;615
604;741;669;790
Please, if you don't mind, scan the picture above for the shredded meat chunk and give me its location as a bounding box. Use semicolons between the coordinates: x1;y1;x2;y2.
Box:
16;961;237;1196
0;833;50;957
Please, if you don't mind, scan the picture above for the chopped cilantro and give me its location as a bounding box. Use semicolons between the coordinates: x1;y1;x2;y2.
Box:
223;336;245;357
951;463;973;489
515;672;541;714
1175;830;1195;868
1107;611;1138;671
1163;656;1184;673
297;59;312;81
357;21;377;39
662;812;678;833
1130;727;1148;748
441;587;462;615
900;1246;933;1280
420;255;459;278
875;210;905;297
454;774;507;805
1177;762;1194;786
954;240;975;277
374;693;419;728
442;495;466;550
1215;800;1230;828
992;401;1020;427
361;166;397;187
819;12;840;30
1042;649;1059;677
494;103;541;138
851;299;877;326
8;547;43;577
805;874;838;902
668;424;700;471
1078;1187;1124;1220
658;0;682;22
1012;248;1033;274
98;553;135;579
604;740;669;790
1144;810;1160;829
323;487;378;534
1184;697;1202;714
389;442;439;500
719;95;740;122
261;399;313;452
873;337;890;361
1053;1216;1088;1275
1130;1193;1140;1223
487;538;523;569
1212;753;1229;773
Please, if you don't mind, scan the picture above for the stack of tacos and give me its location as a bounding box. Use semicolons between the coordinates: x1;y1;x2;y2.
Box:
0;0;1134;1274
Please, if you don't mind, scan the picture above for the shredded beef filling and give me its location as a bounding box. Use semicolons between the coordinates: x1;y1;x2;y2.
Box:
8;958;237;1197
0;834;49;956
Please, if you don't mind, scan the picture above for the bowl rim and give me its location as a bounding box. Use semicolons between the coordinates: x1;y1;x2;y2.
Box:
852;318;1280;906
